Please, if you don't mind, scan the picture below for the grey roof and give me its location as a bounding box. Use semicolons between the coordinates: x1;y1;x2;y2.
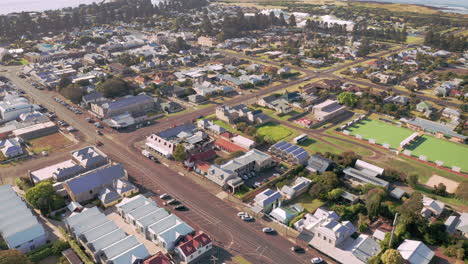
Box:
98;188;121;205
405;117;466;140
71;146;107;168
115;195;148;215
82;91;103;103
254;188;281;208
101;235;140;260
397;239;434;264
456;213;468;234
221;149;271;172
343;167;390;189
81;221;119;243
88;229;127;252
65;164;126;196
0;185;46;249
157;123;197;139
101;94;153;111
390;187;406;199
307;154;334;173
348;235;381;263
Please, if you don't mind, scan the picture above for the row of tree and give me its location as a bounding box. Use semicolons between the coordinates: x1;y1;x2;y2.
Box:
424;31;467;52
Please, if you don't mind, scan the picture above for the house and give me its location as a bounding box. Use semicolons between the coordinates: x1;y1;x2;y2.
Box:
306;154;334;173
279;177;312;200
421;196;445;218
416;101;432;113
253;189;282;213
270;205;303;224
257;94;292;114
404;117;466;143
146;123;197;158
65;207;150;264
295;207;380;264
63;164;129;203
175;232;212;263
0;185;47;253
312;100;347;122
188;94;206;104
221;149;273;176
343;159;389;189
215;104;250;124
444;213;468;238
383;95;408;105
389;187;407;200
0;138;23;158
197;36;217;47
98;179;138;207
268;141;309;165
397;239;434;264
197;119;226;135
81;92;105;109
143;252;174;264
108;63;128;75
231;135;255;150
203;165;244;191
442;107;461;120
115;195;194;251
90;94;155;119
30;146;109;183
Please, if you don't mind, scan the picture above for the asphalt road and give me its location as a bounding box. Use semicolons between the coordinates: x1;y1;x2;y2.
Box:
1;67;332;264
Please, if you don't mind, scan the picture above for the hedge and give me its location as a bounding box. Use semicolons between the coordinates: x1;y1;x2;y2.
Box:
58;227;94;264
27;240;70;263
29;247;54;262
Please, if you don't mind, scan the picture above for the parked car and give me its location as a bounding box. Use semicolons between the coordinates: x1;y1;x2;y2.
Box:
159;193;169;199
291;246;305;253
167;199;178;205
96;130;103;135
175;205;186;211
242;216;254;222
94;122;103;128
96;141;103;146
311;257;323;264
237;212;247;217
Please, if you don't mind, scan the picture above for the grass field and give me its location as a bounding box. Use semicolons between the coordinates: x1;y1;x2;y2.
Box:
294;193;325;213
347;119;413;148
256;122;297;142
28;133;73;154
406;135;468;172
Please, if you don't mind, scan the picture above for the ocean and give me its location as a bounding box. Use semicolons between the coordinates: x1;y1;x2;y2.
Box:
354;0;468;14
0;0;163;15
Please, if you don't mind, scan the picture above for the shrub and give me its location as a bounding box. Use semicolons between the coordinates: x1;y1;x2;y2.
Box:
28;247;53;262
51;240;70;255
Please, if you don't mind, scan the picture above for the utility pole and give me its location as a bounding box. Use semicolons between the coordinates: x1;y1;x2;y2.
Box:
389;212;398;248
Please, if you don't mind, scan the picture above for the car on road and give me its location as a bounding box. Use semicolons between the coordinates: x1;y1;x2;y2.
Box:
291;246;305;253
175;205;186;211
311;257;324;263
262;227;275;233
159;193;170;199
167;199;178;205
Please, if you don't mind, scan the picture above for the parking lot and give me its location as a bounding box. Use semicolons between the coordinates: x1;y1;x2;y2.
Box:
243;166;285;189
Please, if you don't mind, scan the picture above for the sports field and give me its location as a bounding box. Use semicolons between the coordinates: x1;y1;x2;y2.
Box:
347;119;413;148
406;135;468;172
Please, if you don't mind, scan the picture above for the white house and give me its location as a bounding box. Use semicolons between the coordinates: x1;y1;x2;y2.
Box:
175;232;212;263
397;239;434;264
0;138;23;158
253;188;282;213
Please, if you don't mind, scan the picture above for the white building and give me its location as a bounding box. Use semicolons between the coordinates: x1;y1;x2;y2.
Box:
0;94;36;123
0;185;47;253
175;232;212;263
321;15;354;31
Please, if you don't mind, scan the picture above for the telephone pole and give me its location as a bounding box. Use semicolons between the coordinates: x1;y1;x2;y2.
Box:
389;213;398;248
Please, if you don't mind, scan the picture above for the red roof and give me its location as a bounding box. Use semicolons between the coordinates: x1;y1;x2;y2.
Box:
195;161;211;173
189;150;217;162
143;252;173;264
176;232;212;258
220;131;233;139
214;138;247;152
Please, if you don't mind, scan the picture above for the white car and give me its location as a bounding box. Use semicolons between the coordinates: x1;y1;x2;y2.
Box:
311;257;323;263
262;227;274;233
159;193;169;199
237;212;247;217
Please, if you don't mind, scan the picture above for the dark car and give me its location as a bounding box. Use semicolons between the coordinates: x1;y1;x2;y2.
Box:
175;205;186;211
291;246;305;254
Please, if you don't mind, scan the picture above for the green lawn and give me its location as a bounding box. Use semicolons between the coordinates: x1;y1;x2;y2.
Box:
406;135;468;172
256;122;297;142
213;119;238;134
293;193;324;213
347;119;413;148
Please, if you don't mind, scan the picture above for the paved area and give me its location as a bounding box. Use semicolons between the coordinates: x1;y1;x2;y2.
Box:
105;208;162;255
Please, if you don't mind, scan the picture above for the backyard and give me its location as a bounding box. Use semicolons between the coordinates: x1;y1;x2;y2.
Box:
256;122;297;142
28;133;74;154
406;135;468;172
347;119;413;148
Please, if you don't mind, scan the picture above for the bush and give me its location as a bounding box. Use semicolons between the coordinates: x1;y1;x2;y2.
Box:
15;178;33;191
51;240;70;255
58;227;93;264
28;247;53;262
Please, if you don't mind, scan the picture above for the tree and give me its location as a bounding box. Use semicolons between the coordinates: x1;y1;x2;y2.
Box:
381;249;404;264
288;14;296;27
327;188;344;201
0;249;32;264
357;38;372;57
60;84;86;104
97;78;129;98
58;77;72;90
337;92;358;107
432;183;447;196
407;174;418;187
365;188;386;220
397;192;423;225
357;213;370;232
455;181;468;201
25;181;65;214
173;144;187;162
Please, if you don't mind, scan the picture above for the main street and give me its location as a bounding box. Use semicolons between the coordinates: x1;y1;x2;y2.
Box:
1;66;334;264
